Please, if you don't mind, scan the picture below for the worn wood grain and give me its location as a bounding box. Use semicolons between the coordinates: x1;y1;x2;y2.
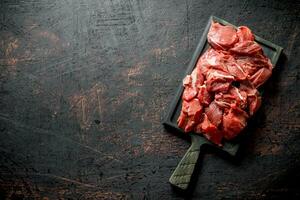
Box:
0;0;299;199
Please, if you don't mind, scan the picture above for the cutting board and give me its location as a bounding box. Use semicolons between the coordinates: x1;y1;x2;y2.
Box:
163;16;283;191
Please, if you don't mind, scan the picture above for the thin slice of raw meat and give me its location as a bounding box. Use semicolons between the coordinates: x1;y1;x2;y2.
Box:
206;70;235;92
195;114;223;146
181;100;189;113
249;67;272;88
230;41;262;55
183;75;192;86
197;85;212;106
191;67;204;87
225;61;247;80
178;98;203;132
207;81;231;93
205;101;223;127
197;48;229;76
228;86;248;108
248;94;262;116
182;86;198;101
207;22;238;50
187;98;203;118
240;83;262;115
185;119;195;132
236;58;259;76
222;105;249;140
237;26;255;42
177;111;188;129
214;86;247;111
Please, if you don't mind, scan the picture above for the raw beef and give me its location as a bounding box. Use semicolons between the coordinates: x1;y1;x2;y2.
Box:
207;22;238;50
236;26;255;42
177;21;273;146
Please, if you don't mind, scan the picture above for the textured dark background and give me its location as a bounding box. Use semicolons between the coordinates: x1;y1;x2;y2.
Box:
0;0;299;199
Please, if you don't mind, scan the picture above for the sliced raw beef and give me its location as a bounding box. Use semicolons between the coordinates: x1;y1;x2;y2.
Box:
187;98;203;118
195;114;223;146
228;86;248;108
205;101;223;127
177;20;273;145
225;61;247;80
239;83;261;115
249;67;272;88
222;105;249;140
206;69;235;92
177;111;188;129
178;98;203;132
182;86;198;101
236;58;259;76
191;67;204;87
215;86;248;110
236;26;255;42
207;22;238;50
183;75;192;86
248;94;262;116
230;41;262;55
197;48;229;75
197;85;212;106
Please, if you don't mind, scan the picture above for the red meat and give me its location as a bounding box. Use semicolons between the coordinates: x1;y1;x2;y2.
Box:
215;86;248;110
182;86;198;101
195;114;223;146
206;69;234;92
237;26;255;42
240;83;262;115
236;58;258;76
205;101;223;127
228;86;248;108
177;111;188;129
187;98;203;118
248;94;262;116
177;21;273;145
222;106;248;140
191;67;204;87
197;48;229;75
249;67;272;88
183;75;192;86
207;22;238;50
230;41;262;55
197;85;212;106
178;99;203;132
225;61;247;80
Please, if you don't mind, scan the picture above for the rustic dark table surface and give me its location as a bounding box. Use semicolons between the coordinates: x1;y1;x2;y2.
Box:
0;0;299;199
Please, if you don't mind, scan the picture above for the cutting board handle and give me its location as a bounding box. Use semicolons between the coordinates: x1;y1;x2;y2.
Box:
169;135;206;190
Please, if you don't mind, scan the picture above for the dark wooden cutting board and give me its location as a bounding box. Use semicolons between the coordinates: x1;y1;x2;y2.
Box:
163;16;283;191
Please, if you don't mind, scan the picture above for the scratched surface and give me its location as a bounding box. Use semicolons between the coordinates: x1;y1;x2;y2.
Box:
0;0;299;199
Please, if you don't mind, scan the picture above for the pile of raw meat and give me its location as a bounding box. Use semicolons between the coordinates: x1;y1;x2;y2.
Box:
177;21;273;146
